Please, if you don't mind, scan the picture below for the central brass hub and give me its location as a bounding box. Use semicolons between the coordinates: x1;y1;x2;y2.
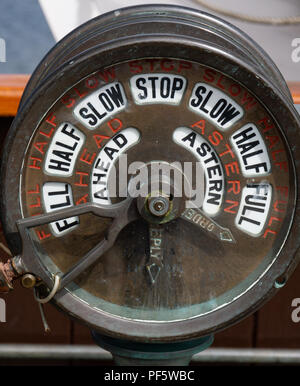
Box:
147;195;170;217
133;161;192;224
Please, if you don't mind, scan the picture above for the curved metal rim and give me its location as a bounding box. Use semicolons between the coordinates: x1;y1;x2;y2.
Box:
18;4;291;109
2;35;300;342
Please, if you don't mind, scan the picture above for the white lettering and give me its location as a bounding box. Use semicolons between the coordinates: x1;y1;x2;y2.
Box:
173;127;224;216
189;83;243;129
231;123;271;177
236;183;272;236
130;73;186;105
292;38;300;63
44;122;85;177
42;182;79;236
74;82;127;129
91;128;140;204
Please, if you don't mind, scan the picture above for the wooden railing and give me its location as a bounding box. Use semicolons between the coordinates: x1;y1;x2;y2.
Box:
0;75;30;116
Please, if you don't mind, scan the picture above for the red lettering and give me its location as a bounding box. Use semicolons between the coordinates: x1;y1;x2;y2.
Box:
276;186;289;197
275;162;288;172
46;113;57;127
228;83;241;97
61;95;75;108
160;59;174;71
208;131;223;146
219;143;235;159
145;59;157;71
203;69;216;83
274;200;287;213
224;200;239;214
216;75;226;90
34;142;48;155
75;171;89;187
263;229;277;239
85;76;99;89
27;184;40;195
225;161;240;177
80;148;96;165
178;61;192;72
227;180;241;195
268;216;282;227
28;157;42;170
107;118;123;133
129;60;143;74
74;87;87;99
76;194;89;205
190;120;205;135
240;92;257;110
93;134;110;149
98;68;116;82
40;126;55;138
258;117;274;132
265;135;279;149
27;184;41;209
36;230;51;240
271;149;285;161
60;89;87;107
29;197;41;209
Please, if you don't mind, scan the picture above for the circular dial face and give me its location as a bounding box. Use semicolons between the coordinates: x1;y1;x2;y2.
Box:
20;58;294;322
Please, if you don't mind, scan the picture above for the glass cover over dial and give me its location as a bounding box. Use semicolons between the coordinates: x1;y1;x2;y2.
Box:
19;58;295;324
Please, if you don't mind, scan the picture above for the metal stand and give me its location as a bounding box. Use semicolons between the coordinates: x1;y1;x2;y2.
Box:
91;331;214;366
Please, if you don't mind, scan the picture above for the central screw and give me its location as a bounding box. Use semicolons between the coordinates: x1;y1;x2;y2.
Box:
148;196;170;217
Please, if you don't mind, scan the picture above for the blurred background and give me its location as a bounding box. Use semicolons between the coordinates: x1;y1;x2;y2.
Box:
0;0;300;81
